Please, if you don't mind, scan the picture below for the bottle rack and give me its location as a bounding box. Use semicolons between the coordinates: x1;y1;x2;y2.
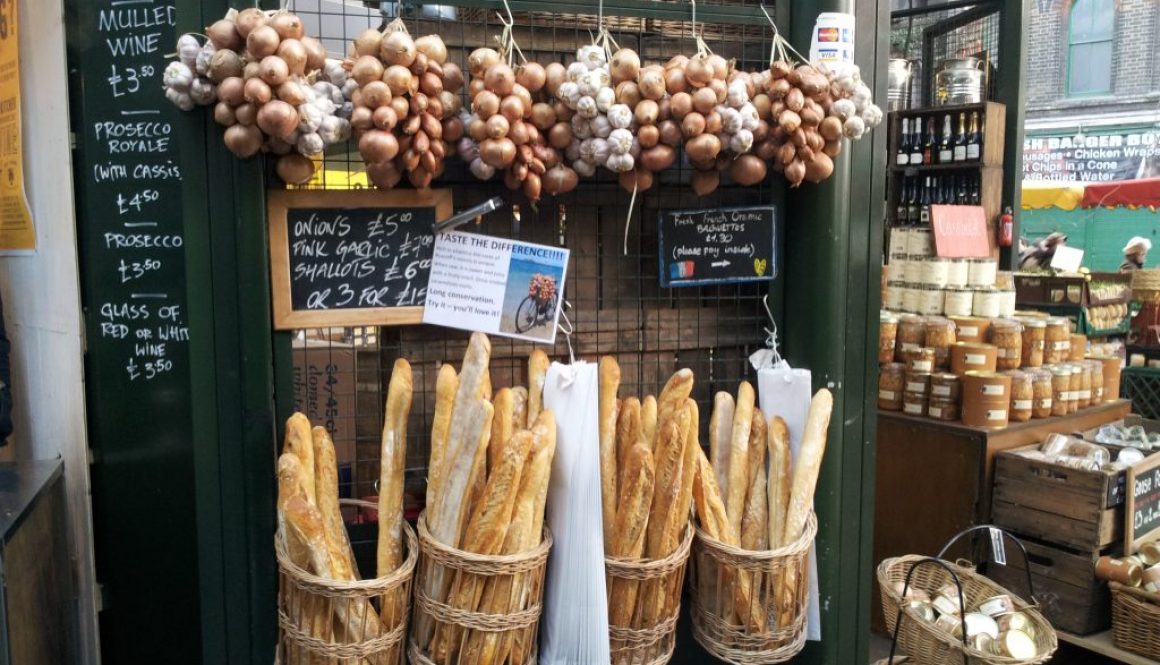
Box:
885;102;1007;255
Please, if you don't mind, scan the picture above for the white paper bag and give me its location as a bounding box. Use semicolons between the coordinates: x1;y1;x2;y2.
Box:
757;360;822;641
539;361;611;665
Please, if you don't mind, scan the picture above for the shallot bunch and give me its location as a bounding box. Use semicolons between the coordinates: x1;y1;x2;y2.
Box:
762;61;841;187
461;46;576;201
349;20;458;189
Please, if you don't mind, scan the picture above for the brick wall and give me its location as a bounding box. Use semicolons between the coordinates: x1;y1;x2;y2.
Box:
1026;0;1159;115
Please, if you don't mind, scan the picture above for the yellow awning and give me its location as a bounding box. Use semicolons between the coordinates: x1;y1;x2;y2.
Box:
1021;181;1085;211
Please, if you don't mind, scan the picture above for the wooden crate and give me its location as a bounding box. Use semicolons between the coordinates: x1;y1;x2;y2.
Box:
991;445;1126;551
986;536;1113;635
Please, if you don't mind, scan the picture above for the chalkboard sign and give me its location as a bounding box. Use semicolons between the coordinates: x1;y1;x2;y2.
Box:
1126;454;1160;553
268;189;452;329
68;1;201;658
657;206;777;287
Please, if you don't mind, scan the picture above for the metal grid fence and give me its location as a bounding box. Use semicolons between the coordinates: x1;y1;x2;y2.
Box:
283;0;779;509
890;2;1000;109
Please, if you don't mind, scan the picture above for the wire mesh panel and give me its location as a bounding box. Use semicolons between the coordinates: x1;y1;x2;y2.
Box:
890;2;1000;108
282;1;780;513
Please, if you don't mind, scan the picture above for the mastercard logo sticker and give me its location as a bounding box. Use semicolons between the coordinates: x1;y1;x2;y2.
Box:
817;27;840;42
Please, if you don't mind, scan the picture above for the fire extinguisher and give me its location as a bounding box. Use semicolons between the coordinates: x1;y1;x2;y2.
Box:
998;206;1014;248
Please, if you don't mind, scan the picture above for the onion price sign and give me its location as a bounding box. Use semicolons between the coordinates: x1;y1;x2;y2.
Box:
1126;453;1160;554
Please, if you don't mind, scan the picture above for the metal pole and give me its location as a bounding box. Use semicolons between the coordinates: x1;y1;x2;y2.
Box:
996;0;1029;268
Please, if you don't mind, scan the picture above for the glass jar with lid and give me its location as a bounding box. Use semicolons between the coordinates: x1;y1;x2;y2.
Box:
1067;365;1082;413
1076;362;1093;409
879;363;905;410
903;347;937;373
1045;318;1071;364
1051;367;1071;417
992;319;1024;371
880;312;899;364
1030;370;1053;418
1088;360;1105;404
1008;371;1033;422
1019;318;1046;368
1069;333;1087;362
925;318;957;370
896;315;926;356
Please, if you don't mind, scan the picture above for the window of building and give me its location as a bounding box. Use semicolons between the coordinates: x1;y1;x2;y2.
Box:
1067;0;1114;95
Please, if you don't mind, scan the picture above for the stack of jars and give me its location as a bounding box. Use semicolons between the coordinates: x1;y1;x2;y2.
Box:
877;308;1119;428
883;234;1013;317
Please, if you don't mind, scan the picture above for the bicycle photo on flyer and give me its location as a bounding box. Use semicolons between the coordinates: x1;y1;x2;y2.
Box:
500;254;566;343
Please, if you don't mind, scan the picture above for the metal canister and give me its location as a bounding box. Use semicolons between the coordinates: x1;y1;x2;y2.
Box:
968;258;998;287
943;287;974;317
918;286;945;315
921;258;950;287
998;287;1017;317
903;256;925;283
935;57;985;105
972;288;1001;318
888;59;913;111
946;258;970;287
978;594;1015;617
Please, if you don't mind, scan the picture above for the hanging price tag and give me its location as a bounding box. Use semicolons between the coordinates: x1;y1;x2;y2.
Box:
990;527;1007;566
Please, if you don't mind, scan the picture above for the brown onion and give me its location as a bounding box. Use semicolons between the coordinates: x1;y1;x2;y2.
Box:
685;133;721;162
351;55;384;87
664;66;688;94
414;35;448;64
779;110;802;134
708;78;728;104
634;100;659;126
276;153;316;184
443;63;465;93
610;48;641;84
531;103;557;129
823;140;842;157
516;63;547;92
480;137;517;168
704;111;722;135
443;117;465;142
246;25;280;59
638;68;666;101
468;48;501;78
706;54;728;80
213;102;236;126
730;154;767;186
243;77;272;104
691;169;719;196
359;130;400;163
276;81;307;106
276;40;307;76
473;90;500;119
234;103;257;126
372;106;398;130
218;77;245;105
382;65;412;97
259;55;290;86
350;106;373;130
234;9;266;39
669;92;692;120
381;30;416;67
301;37;327;72
615;81;642;108
805;153;834;183
354;29;383;57
641;144;676;171
207;19;242;51
269;12;304;40
658;120;682;147
692;87;717;115
685;55;713;88
257;100;298;139
223;124;263;157
207;49;244;82
484;64;515;96
543;164;578;195
785;158;806;186
361;80;392;109
619;167;653;192
485;114;510;139
548;123;572;149
545;62;567;96
389;97;409;120
638;124;660;148
467;117;487;142
682;112;706;138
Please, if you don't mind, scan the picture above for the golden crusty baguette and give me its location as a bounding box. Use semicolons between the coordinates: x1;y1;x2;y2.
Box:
779;390;833;627
511;386;529;430
709;392;735;500
782;390;832;547
767;416;792;549
283;495;384;641
468;413;556;665
738;412;770;631
488;388;515;473
641;395;658;452
656;369;694;433
481;369;492;401
277;452;312;569
431;430;536;663
616;397;642;489
378;359;412;578
639;409;692;627
746;409;767;504
656;399;701;621
599;356;622;550
426;364;459;513
527;349;549;425
312;427;356;581
284;413;317;504
607;443;656;629
726;381;756;541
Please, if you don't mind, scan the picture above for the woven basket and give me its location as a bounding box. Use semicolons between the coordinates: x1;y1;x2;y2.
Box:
604;524;695;665
1132;269;1160;293
878;555;1057;665
276;509;417;665
1110;582;1160;659
689;513;818;665
409;512;552;665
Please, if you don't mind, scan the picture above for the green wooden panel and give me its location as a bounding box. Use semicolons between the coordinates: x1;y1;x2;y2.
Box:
1021;208;1159;271
66;0;201;662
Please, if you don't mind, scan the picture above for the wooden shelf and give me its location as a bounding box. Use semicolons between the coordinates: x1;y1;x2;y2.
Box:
1058;630;1155;665
890;162;993;174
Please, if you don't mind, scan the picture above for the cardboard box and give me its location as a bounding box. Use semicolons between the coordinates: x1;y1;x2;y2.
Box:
291;337;357;487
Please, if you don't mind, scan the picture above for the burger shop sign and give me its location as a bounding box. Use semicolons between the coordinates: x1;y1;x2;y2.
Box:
1023;129;1160;182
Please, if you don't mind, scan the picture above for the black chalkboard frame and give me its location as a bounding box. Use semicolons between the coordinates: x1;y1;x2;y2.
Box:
267;188;452;329
1125;452;1160;554
656;205;778;288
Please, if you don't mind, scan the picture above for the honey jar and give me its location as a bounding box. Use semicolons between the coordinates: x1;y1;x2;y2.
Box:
1050;367;1071;417
929;373;962;401
950;316;991;343
1088;360;1105;404
1075;363;1092;410
879;363;905;411
904;347;937;373
1045;318;1071;364
1067;365;1082;413
927;397;960;421
1019;318;1046;368
1069;333;1087;362
1089;355;1122;401
896;314;926;357
879;312;899;364
991;319;1024;371
905;371;932;397
1030;370;1053;419
1007;371;1033;423
925;318;957;370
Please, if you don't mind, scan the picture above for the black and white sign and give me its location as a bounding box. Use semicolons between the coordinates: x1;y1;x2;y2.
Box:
657;206;777;287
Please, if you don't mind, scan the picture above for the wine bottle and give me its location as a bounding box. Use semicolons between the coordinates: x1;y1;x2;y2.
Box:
967;111;982;161
897;118;910;166
907;177;920;225
970;176;981;205
923;117;936;165
957;174;970;204
953;112;967;162
909;117;923;165
919;176;933;224
938;114;953;163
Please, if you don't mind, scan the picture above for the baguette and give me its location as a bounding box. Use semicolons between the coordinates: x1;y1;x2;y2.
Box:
738;411;769;629
725;381;755;541
470;412;557;665
283;495;384;641
527;349;549;425
277;452;312;569
656;369;694;433
432;430;535;663
639;409;692;626
640;395;658;452
284;412;316;504
746;409;767;504
709;392;735;500
481;369;493;401
767;416;792;549
692;448;732;544
312;427;356;581
426;364;459;513
599;356;622;550
488;388;515;473
616;397;642;489
511;386;529;430
607;443;656;629
378;359;412;578
658;399;700;619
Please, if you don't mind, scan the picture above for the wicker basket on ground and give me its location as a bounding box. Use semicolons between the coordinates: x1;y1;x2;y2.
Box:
689;512;817;665
604;524;695;665
409;513;552;665
877;555;1056;665
1110;582;1160;660
277;507;417;665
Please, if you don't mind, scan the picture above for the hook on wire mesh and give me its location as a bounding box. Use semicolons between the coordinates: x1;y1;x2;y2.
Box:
557;302;576;365
762;294;783;365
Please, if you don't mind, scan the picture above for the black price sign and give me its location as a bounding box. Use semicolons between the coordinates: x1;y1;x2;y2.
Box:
1126;454;1160;553
657;206;777;287
268;189;452;329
